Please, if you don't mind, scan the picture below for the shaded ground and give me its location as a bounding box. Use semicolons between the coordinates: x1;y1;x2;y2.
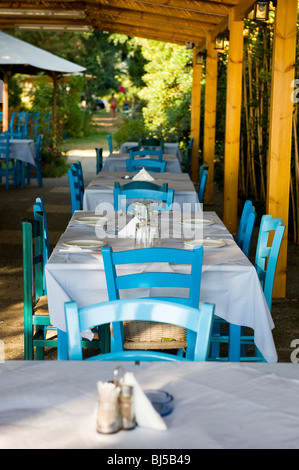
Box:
0;114;298;362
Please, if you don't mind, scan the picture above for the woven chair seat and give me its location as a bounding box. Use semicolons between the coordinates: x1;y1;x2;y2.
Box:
123;320;187;350
33;295;49;315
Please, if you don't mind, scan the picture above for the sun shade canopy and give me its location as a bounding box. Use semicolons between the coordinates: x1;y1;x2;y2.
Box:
0;30;86;75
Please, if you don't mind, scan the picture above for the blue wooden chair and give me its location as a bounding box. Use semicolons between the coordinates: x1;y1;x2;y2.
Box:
68;162;84;214
235;199;255;250
65;298;214;361
0;133;17;190
17;112;30;138
139;137;164;151
198;168;208;204
107;135;113;153
126;156;166;173
182;137;194;174
95;147;103;173
129;148;163;162
210;215;285;362
30;112;40;137
33;197;50;269
25;134;43;188
102;245;204;354
113;181;174;211
21;213;57;360
8;112;18;138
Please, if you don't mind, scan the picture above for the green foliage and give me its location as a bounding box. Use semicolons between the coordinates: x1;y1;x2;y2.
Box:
8;75;23;110
114;115;146;148
138;41;193;145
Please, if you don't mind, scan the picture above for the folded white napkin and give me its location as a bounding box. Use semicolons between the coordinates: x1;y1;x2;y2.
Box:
132;168;155;182
121;372;167;431
118;216;140;238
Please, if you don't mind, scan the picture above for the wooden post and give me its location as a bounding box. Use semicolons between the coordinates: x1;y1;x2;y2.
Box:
190;47;202;183
223;9;244;235
266;0;297;297
203;34;218;205
1;70;9;132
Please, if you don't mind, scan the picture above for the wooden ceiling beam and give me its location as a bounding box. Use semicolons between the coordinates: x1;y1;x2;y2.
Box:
91;13;213;38
93;21;205;45
88;0;238;16
233;0;257;20
95;19;206;43
86;5;218;32
91;0;226;24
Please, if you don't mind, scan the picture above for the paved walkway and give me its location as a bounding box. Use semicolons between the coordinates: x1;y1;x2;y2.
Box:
0;154;298;361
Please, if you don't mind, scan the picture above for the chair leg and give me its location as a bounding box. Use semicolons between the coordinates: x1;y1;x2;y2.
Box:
228;324;241;361
24;306;34;360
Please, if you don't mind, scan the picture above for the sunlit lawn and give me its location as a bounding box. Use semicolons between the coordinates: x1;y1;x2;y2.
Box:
61;109;119;154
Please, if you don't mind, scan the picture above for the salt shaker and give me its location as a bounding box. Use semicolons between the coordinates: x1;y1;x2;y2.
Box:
119;384;136;430
97;382;122;434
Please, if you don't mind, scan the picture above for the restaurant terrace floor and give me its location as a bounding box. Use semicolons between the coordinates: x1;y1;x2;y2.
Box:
0;152;299;363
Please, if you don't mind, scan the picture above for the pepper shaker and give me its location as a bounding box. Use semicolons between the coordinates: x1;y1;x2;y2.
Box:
119;384;136;430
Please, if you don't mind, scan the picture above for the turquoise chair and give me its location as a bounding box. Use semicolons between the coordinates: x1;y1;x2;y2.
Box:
8;112;18;138
21;213;57;360
17;112;30;138
0;133;17;190
127;148;164;172
235;199;255;249
102;245;204;354
68;162;83;214
139;137;164;152
33;197;50;268
182;137;194;174
107;135;113;153
126;156;166;173
198;168;208;203
31;112;39;137
95;148;103;173
65;298;214;361
113;180;174;211
210;215;285;362
129;148;163;162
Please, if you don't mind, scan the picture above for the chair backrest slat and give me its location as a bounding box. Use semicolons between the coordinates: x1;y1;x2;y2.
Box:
64;298;214;361
255;214;285;310
113;181;173;211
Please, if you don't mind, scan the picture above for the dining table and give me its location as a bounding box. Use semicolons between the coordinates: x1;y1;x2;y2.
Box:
83;171;200;212
9;139;36;166
102;152;182;173
119;142;183;163
0;360;298;449
45;209;277;363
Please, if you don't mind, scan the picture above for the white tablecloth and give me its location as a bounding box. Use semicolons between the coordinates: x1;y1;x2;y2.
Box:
83;171;200;212
102;152;182;173
9;139;36;166
119;142;182;163
0;361;298;449
45;210;277;363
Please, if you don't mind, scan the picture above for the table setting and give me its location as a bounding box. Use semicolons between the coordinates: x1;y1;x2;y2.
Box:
45;207;277;362
83;170;200;212
1;360;299;449
102;151;182;173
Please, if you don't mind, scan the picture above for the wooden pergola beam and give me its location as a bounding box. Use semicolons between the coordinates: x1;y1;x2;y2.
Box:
223;7;244;235
88;5;217;33
93;22;189;45
93;0;227;24
266;0;297;298
190;46;202;183
203;33;218;205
